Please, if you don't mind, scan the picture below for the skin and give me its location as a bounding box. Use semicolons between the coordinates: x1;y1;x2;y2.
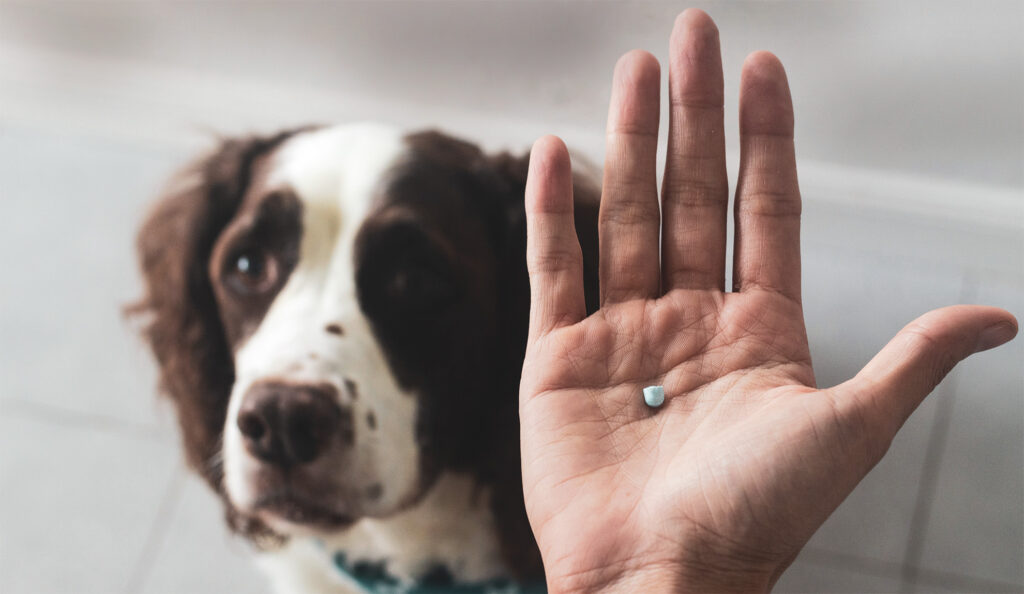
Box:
518;9;1019;593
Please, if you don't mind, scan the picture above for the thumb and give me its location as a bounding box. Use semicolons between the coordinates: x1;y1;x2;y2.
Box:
835;305;1017;436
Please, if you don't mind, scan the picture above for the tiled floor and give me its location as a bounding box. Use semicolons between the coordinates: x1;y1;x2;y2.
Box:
0;414;179;593
136;472;270;594
1;4;1022;593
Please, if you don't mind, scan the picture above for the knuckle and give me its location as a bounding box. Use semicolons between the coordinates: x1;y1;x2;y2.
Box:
665;265;717;287
902;324;944;351
603;169;657;194
528;246;582;274
734;282;801;308
608;125;659;139
598;201;659;228
602;260;648;285
669;94;724;111
663;176;729;208
902;324;960;380
736;190;802;218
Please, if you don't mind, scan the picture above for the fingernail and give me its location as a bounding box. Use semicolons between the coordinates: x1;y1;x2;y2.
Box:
975;321;1018;352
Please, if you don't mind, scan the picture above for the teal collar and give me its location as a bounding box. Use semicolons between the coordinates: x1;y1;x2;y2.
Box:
330;551;547;594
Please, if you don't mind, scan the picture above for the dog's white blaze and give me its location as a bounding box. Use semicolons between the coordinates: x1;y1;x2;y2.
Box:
223;124;420;517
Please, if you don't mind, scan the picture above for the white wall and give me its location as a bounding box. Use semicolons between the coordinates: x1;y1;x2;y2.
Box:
1;1;1021;188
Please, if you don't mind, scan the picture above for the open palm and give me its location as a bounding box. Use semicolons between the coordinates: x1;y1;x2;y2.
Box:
518;10;1017;593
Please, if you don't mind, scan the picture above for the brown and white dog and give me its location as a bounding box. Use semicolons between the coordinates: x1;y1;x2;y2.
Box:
133;123;599;593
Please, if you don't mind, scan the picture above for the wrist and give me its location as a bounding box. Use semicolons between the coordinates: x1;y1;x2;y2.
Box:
548;548;778;594
546;556;778;594
672;560;777;593
606;566;772;594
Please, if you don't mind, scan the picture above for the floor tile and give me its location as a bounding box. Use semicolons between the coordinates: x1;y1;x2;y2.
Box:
775;549;903;593
915;277;1024;587
911;572;1024;594
0;413;180;594
139;473;271;594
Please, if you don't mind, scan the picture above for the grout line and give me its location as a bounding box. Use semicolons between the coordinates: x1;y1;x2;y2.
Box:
122;465;188;594
0;397;170;443
897;271;980;593
897;383;958;593
799;547;1023;593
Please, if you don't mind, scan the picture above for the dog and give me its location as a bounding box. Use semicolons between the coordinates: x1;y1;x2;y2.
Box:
133;123;600;593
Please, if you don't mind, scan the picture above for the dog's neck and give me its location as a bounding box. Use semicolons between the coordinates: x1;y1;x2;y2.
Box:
324;473;510;583
257;473;515;593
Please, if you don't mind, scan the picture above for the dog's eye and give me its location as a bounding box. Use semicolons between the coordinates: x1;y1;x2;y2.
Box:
226;250;279;295
384;265;455;309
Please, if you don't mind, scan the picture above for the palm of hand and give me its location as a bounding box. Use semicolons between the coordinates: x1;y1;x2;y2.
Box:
522;290;839;590
517;9;1015;593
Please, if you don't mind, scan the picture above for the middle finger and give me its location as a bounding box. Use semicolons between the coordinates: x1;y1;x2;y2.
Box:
661;9;728;292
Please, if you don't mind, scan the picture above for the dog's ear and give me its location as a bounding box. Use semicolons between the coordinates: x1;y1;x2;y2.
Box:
130;130;298;490
488;148;601;315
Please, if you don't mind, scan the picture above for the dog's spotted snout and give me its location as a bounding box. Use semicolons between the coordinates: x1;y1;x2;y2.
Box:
237;382;351;467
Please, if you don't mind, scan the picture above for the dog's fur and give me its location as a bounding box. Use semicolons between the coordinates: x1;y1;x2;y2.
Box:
133;124;599;592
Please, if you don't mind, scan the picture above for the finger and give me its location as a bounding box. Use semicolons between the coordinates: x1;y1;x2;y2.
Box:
733;51;802;303
834;306;1018;437
661;8;729;291
599;50;662;304
525;135;587;338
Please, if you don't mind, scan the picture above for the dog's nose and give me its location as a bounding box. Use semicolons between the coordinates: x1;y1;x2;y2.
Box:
236;382;349;467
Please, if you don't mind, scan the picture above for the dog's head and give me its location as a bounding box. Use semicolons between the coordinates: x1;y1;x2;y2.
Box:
133;124;598;546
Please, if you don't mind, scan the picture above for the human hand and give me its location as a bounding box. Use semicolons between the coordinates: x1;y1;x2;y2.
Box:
518;9;1018;593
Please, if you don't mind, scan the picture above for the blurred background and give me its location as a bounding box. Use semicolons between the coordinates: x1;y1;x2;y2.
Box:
0;1;1020;593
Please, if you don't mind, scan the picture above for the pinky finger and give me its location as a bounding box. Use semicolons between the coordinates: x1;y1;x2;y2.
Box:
525;136;587;339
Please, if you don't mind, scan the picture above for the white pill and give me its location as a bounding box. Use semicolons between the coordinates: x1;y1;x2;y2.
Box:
643;385;665;408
